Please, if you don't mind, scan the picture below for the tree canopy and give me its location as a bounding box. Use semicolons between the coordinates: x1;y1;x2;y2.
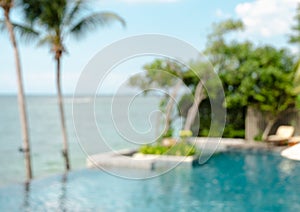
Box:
205;19;298;140
289;3;300;47
131;19;299;140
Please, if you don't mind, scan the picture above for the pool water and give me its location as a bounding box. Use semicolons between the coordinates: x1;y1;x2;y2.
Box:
1;151;300;211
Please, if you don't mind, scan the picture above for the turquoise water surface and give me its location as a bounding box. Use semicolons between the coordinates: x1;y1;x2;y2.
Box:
0;151;300;211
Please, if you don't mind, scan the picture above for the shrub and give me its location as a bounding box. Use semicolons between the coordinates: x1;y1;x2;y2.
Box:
179;130;193;138
138;142;198;156
254;132;263;142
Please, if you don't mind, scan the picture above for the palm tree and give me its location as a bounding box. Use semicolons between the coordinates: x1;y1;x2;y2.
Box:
0;0;33;181
21;0;125;171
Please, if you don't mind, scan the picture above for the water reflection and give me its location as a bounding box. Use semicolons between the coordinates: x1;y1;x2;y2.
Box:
59;173;68;212
23;182;30;212
22;172;69;211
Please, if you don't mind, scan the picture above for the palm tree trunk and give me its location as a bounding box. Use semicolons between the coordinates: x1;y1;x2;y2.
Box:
4;9;33;181
184;80;205;131
56;56;70;171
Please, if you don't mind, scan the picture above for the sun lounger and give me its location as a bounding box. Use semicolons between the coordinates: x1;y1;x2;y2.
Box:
267;125;295;146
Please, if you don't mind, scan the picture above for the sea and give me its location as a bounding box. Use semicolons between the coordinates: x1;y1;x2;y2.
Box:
0;95;161;187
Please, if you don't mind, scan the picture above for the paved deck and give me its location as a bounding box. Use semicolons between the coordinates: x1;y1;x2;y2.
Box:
191;137;285;153
87;149;198;170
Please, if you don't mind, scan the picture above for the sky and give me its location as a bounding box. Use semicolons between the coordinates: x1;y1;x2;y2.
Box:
1;0;300;95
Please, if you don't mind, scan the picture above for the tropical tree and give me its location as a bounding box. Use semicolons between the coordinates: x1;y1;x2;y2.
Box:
225;46;296;140
288;3;300;135
129;59;184;136
205;19;244;74
181;61;219;132
0;0;33;181
289;3;300;48
21;0;125;171
206;19;297;140
201;19;249;138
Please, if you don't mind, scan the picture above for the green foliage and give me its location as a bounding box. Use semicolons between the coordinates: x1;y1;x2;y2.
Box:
167;142;197;156
0;1;38;42
179;130;193;138
294;62;300;94
201;18;299;138
180;97;245;138
205;19;245;68
289;4;300;110
254;132;263;142
181;60;221;100
200;127;244;138
128;59;184;93
21;0;125;54
134;18;299;139
162;128;174;138
139;145;169;155
129;59;185;137
178;93;193;117
224;46;296;117
139;142;197;156
207;19;244;44
289;3;300;45
206;19;297;124
223;126;245;138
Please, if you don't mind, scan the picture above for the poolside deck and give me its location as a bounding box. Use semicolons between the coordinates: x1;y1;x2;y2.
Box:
87;149;198;170
192;137;285;153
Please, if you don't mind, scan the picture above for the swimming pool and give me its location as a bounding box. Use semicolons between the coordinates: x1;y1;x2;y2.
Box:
1;151;300;211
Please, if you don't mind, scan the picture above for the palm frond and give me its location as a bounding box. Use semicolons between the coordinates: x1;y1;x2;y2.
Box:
64;0;85;25
13;22;39;42
37;34;56;47
0;19;39;42
38;34;67;54
69;12;125;39
20;0;43;24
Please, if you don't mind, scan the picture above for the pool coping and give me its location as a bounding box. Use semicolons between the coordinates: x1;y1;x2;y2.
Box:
87;149;198;170
192;137;286;153
86;137;288;170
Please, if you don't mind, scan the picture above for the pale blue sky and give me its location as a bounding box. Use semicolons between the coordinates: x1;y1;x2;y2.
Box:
1;0;299;95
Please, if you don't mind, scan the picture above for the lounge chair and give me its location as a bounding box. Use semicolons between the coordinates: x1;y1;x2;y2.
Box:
267;125;295;146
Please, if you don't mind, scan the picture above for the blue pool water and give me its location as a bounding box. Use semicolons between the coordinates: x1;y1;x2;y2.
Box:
0;151;300;211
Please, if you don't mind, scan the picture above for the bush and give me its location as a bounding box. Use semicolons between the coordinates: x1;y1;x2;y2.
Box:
166;142;197;156
222;125;245;138
163;128;174;138
138;142;198;156
254;132;263;142
139;145;169;155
